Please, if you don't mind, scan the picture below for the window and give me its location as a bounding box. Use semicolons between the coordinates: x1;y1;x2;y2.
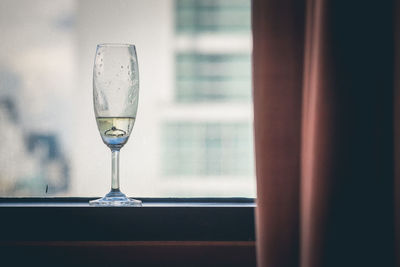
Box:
163;122;253;176
175;0;251;33
176;53;252;101
0;0;254;198
0;2;256;265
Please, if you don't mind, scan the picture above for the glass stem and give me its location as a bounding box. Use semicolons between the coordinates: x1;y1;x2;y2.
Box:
111;149;120;192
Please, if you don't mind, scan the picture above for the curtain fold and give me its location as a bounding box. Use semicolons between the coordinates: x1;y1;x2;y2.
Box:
253;1;304;266
253;0;398;266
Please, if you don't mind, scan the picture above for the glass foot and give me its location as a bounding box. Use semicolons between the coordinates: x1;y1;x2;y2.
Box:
89;190;142;207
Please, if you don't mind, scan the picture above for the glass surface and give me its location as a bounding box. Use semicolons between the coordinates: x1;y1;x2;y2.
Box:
0;0;255;198
90;44;141;206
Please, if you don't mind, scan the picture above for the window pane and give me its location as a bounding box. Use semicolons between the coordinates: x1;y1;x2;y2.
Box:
163;122;253;176
176;53;251;102
176;0;251;33
0;0;254;197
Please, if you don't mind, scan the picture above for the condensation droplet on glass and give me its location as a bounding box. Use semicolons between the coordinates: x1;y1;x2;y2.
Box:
128;71;130;75
97;72;101;75
127;65;130;69
121;65;123;69
97;52;101;55
100;64;103;67
101;58;103;62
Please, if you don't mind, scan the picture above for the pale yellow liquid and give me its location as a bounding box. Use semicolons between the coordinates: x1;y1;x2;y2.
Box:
96;117;135;149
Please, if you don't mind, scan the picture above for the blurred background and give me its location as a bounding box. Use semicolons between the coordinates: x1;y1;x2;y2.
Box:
0;0;254;197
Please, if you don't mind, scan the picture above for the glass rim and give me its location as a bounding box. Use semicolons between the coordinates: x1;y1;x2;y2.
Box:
97;43;136;48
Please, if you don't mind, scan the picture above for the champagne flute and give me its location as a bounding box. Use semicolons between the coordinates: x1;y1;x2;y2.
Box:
90;43;141;206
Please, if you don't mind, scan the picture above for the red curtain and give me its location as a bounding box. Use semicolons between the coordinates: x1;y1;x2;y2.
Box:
253;0;399;266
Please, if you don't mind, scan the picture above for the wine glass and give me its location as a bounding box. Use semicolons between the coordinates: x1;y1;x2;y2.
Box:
90;43;141;206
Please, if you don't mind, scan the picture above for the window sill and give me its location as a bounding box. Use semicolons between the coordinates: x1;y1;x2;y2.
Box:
0;197;255;242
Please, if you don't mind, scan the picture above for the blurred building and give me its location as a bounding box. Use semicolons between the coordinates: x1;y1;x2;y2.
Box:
161;0;254;193
0;69;69;196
